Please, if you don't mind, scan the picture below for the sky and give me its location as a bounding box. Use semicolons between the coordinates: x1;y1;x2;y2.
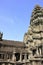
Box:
0;0;43;41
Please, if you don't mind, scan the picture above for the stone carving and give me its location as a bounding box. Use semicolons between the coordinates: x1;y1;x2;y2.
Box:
23;5;43;65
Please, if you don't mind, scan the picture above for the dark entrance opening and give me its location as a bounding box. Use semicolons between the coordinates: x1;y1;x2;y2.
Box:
22;55;24;60
33;49;36;56
27;53;28;59
15;53;20;61
41;61;43;65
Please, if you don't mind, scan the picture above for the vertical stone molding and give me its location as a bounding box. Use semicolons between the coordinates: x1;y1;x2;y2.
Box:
2;63;5;65
12;53;16;62
20;53;22;61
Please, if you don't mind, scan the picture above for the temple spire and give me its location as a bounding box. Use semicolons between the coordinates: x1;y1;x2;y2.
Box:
30;5;43;25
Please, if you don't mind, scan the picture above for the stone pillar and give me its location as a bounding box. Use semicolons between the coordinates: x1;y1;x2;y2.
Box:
39;48;41;55
8;54;10;61
20;53;22;61
2;63;5;65
8;63;11;65
25;53;27;61
23;53;27;62
36;47;39;55
12;53;16;61
1;54;3;59
32;61;36;65
36;47;41;55
29;52;33;59
4;54;7;60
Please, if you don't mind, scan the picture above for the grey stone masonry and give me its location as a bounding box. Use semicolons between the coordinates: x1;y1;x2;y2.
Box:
23;5;43;65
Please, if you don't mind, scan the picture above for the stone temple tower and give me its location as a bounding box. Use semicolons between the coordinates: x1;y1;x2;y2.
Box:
23;5;43;65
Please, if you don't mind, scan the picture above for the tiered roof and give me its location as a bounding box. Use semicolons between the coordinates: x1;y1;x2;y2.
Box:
24;5;43;49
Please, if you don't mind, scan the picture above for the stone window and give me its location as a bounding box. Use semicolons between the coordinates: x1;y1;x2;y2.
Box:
41;61;43;65
22;55;24;60
15;53;20;61
26;42;28;44
33;49;36;56
0;54;1;59
0;54;4;59
27;53;28;59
